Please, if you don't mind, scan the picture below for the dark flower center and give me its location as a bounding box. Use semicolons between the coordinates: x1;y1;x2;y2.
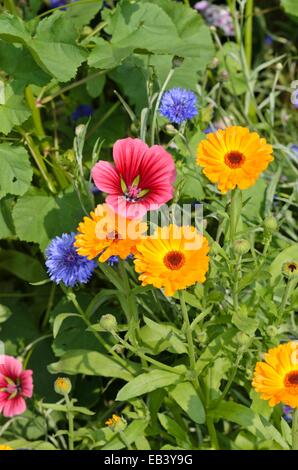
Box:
288;264;297;272
284;371;298;388
224;151;246;169
163;251;185;270
125;185;141;203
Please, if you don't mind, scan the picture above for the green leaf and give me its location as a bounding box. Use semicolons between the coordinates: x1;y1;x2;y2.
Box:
12;189;88;250
116;369;182;401
0;304;12;323
53;313;81;338
0;249;47;282
281;0;298;19
88;37;132;69
158;413;191;448
0;196;15;239
0;12;87;83
0;84;30;134
48;349;138;381
169;381;205;424
0;144;32;198
217;42;246;95
101;419;148;450
232;306;259;336
86;70;106;98
42;402;95;415
242;178;267;221
63;0;103;28
0;41;50;92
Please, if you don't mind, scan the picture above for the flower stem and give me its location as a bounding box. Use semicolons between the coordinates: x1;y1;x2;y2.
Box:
279;278;296;319
232;255;241;311
292;408;298;450
150;68;175;146
64;394;74;451
229;188;241;243
119;431;133;450
244;0;254;70
179;291;201;393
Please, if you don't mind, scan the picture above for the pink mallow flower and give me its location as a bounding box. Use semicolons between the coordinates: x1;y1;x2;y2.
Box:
92;138;176;219
0;356;33;417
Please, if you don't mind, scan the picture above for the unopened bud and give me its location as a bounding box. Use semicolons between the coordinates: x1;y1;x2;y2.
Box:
75;124;85;137
233;239;250;255
263;215;278;232
99;314;117;332
165;124;177;135
266;325;278;338
235;331;251;347
209;57;219;69
54;377;72;395
276;63;283;71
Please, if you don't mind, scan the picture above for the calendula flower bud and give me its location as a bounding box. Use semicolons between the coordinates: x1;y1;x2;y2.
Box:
81;26;93;37
99;314;117;332
233;239;250;255
235;331;251;347
263;215;278;232
75;124;85;137
266;325;278;338
54;377;72;395
282;261;298;279
105;414;127;432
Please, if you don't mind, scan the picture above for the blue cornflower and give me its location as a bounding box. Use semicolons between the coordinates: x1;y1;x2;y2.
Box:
49;0;67;8
159;88;198;125
290;144;298;157
283;405;293;423
71;104;93;121
45;233;96;287
107;256;119;267
264;35;273;47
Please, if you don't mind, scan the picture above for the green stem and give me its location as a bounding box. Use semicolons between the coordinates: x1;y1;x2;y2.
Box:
244;0;253;70
229;188;241;243
87;101;120;139
292;408;298;450
150;68;175;146
20;131;56;193
232;255;241;311
179;291;201;394
114;333;179;375
206;417;219;450
25;86;46;140
279;279;295;319
119;431;133;450
65;395;74;451
41;284;56;330
4;0;18;15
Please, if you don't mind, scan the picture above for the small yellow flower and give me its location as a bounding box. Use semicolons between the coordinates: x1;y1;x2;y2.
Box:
54;377;72;395
197;126;273;193
105;414;126;432
282;261;298;279
253;341;298;407
0;444;13;450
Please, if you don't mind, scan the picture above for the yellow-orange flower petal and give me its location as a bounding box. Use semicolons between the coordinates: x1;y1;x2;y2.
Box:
75;204;147;262
134;224;209;296
252;341;298;408
0;444;13;450
197;126;273;193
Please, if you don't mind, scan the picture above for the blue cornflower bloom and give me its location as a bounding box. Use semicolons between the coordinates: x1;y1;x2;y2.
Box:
49;0;67;8
107;256;119;267
159;88;198;124
71;104;93;121
264;35;273;47
283;405;293;423
290;144;298;157
45;233;96;287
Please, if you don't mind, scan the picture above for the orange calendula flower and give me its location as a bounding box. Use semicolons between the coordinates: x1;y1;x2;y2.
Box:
253;341;298;408
105;414;126;432
75;204;147;262
134;224;209;296
197;126;273;193
0;444;13;450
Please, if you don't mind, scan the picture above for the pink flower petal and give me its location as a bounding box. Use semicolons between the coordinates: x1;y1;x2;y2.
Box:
113;138;148;187
0;356;22;380
92;161;122;194
2;396;26;417
140;145;176;188
20;370;33;398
